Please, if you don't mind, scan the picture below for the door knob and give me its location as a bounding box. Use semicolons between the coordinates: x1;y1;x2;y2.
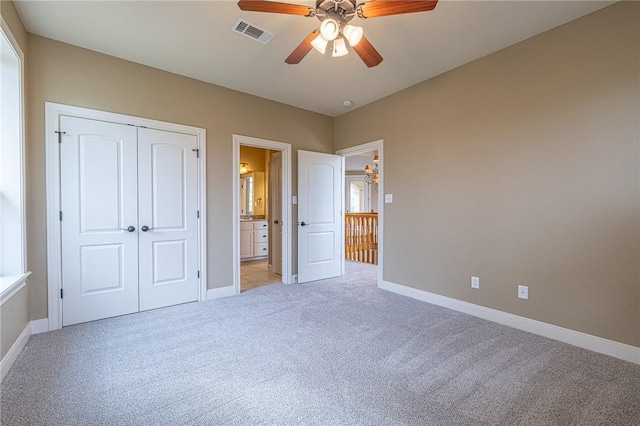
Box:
121;226;135;232
141;225;155;232
300;221;307;226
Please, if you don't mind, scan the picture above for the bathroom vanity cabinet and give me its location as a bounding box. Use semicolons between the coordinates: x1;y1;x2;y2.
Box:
240;220;269;259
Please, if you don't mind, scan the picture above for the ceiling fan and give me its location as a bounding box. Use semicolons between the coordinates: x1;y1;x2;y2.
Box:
237;0;439;68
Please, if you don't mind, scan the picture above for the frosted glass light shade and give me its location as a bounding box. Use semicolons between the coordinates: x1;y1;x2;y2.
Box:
343;24;363;46
332;38;348;57
320;19;339;41
311;34;328;54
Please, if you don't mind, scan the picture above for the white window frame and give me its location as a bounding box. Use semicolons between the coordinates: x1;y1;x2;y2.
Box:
0;17;30;306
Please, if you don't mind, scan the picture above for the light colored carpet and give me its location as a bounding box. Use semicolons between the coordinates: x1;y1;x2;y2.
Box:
1;261;639;425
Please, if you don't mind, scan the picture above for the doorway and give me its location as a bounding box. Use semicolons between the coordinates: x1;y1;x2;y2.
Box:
239;146;281;292
337;140;384;287
233;135;292;294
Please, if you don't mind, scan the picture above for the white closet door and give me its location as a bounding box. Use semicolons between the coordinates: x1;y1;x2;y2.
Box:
60;116;139;326
137;128;199;311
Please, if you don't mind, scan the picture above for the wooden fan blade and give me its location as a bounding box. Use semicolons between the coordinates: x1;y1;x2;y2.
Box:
285;30;320;64
360;0;438;18
238;0;314;16
352;35;383;68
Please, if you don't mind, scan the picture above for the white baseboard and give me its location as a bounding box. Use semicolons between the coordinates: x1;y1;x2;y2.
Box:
207;286;235;300
1;323;30;382
30;318;49;334
380;280;640;365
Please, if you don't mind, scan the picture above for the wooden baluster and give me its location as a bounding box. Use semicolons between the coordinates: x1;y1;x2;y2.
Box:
344;213;378;265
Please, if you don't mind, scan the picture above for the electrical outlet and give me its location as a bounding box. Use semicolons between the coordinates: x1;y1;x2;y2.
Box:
518;285;528;300
471;276;480;289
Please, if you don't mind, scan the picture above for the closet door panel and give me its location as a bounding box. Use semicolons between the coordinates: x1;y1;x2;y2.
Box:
138;128;199;311
60;116;139;326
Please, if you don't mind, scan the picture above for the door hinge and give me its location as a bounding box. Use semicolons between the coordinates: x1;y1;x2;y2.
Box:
60;288;63;299
197;210;200;219
192;148;200;158
197;270;200;279
59;211;63;221
54;130;66;143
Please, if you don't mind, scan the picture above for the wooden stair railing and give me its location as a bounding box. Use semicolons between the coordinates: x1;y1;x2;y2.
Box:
345;212;378;265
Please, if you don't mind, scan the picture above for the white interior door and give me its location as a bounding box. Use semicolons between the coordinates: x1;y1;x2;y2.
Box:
270;152;283;275
138;128;199;311
297;150;342;283
60;116;139;326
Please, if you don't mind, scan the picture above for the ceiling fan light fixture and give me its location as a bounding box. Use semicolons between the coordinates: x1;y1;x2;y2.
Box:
343;24;363;46
332;37;349;57
320;18;339;41
311;33;328;54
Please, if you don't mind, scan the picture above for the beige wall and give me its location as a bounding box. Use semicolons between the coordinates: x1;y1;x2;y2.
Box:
26;35;333;321
1;0;30;361
0;0;27;49
335;2;639;346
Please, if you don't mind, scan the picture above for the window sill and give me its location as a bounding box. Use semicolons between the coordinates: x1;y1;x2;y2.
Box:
0;272;31;306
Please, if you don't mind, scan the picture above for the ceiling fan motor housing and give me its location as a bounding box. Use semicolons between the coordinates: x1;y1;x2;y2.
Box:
315;0;357;24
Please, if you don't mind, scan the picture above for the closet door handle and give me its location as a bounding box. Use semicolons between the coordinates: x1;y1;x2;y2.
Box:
141;225;155;232
121;226;136;232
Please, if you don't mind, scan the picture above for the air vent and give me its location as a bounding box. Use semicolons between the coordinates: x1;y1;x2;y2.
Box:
232;19;275;45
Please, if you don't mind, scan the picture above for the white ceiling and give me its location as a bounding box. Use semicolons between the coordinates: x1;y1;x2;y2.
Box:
15;0;614;117
345;151;376;172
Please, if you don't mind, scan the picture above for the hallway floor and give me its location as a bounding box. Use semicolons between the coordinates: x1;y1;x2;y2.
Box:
241;259;281;292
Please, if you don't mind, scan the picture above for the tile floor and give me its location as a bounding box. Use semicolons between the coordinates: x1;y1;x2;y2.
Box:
241;259;282;292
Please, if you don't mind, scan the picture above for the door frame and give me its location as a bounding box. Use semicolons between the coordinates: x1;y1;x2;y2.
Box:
336;140;384;287
232;135;293;294
45;102;208;331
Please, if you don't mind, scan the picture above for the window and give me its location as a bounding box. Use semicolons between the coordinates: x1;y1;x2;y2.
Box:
350;182;363;212
346;177;368;213
0;18;28;301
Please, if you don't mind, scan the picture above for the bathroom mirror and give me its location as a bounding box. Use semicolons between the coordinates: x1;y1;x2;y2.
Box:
240;171;265;216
